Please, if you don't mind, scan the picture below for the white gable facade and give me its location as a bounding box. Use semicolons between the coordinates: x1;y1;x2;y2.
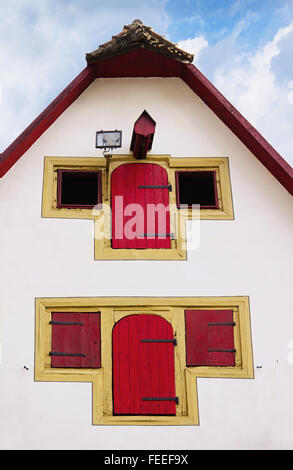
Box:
0;38;293;450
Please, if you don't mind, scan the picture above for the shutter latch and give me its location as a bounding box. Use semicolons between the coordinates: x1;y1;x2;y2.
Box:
49;352;86;357
138;184;172;191
142;397;179;404
208;349;236;353
141;338;177;346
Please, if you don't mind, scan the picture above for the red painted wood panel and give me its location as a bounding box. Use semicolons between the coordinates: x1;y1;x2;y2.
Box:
111;163;171;249
185;310;235;367
51;312;101;368
113;314;176;415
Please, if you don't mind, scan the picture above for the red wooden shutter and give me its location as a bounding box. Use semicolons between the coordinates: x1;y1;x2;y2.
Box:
111;163;171;249
113;314;177;415
50;312;101;368
185;310;236;366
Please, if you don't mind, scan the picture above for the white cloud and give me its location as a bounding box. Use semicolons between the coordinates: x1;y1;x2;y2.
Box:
196;21;293;166
0;0;170;151
177;36;208;59
214;24;293;124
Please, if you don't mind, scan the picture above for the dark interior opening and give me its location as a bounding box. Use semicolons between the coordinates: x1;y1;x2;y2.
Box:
176;171;218;208
58;170;101;207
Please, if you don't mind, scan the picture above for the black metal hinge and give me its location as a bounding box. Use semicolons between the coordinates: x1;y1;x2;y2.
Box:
141;339;177;346
139;233;175;239
208;349;236;353
49;352;86;357
142;397;179;404
50;321;84;326
138;184;172;191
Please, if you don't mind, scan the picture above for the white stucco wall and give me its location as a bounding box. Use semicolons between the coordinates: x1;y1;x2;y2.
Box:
0;77;292;450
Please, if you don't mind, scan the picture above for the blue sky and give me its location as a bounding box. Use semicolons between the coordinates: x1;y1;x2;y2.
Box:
168;0;291;44
1;0;293;165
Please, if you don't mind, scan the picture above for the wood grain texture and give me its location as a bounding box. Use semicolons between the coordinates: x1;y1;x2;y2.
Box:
111;163;171;249
51;312;101;368
113;314;176;415
185;309;235;366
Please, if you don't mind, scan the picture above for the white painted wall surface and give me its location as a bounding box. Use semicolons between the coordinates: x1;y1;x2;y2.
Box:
0;77;292;450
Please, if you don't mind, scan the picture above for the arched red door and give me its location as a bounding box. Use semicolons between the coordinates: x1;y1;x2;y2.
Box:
111;163;171;249
112;314;177;415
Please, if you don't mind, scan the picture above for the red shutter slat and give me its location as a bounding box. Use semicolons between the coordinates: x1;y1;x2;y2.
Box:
51;312;101;368
115;313;131;411
140;314;152;413
153;163;170;249
128;163;138;249
87;313;101;367
111;163;171;249
143;164;155;249
185;310;235;367
134;164;146;250
130;315;141;412
158;317;174;414
113;314;176;415
149;315;160;414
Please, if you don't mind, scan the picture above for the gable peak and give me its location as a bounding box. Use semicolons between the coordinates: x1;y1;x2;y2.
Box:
86;19;194;65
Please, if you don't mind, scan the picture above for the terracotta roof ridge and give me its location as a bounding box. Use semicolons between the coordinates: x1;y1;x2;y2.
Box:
86;19;194;64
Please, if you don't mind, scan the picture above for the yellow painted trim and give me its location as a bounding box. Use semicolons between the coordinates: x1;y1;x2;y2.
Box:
41;155;234;260
35;296;253;426
42;157;106;220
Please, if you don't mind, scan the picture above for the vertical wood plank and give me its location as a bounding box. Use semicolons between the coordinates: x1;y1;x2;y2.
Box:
129;315;140;413
144;164;156;249
135;165;145;249
153;164;171;249
127;163;137;249
149;315;160;414
113;317;130;413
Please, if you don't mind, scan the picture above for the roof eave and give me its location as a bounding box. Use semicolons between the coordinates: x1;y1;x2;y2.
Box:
86;43;193;65
183;63;293;195
0;48;292;197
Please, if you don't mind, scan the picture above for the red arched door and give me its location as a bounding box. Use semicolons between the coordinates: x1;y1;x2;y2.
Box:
111;163;171;249
112;314;177;415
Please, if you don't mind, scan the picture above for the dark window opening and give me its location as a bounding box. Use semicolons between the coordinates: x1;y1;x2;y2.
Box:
176;171;218;209
57;170;102;209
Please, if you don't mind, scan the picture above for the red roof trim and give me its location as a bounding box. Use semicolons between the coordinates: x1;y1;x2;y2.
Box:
0;66;95;177
0;48;292;196
183;64;293;196
92;48;183;78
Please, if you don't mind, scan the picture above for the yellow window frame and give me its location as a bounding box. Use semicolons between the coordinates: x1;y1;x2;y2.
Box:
35;296;253;426
42;155;234;260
